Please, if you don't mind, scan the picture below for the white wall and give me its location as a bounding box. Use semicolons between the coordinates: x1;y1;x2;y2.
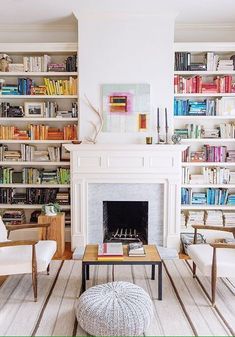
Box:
76;8;176;143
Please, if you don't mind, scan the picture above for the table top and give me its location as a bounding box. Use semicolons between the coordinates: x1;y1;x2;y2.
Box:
82;244;161;263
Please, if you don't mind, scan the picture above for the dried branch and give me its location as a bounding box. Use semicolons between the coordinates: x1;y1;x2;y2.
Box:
84;94;103;144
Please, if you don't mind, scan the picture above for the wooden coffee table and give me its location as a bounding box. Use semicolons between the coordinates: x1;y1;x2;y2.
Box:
81;244;163;300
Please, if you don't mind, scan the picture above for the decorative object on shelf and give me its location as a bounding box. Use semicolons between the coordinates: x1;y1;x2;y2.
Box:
145;136;153;144
0;54;12;72
165;107;169;144
172;133;181;144
84;94;103;144
102;83;150;133
0;79;5;93
156;107;170;144
41;203;60;216
24;102;44;117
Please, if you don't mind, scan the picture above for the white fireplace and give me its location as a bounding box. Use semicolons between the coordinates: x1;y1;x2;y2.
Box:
65;144;187;250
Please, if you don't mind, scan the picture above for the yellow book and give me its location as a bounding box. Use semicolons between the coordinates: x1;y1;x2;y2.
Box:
97;256;124;261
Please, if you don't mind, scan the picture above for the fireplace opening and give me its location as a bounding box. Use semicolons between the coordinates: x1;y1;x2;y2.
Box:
103;201;148;244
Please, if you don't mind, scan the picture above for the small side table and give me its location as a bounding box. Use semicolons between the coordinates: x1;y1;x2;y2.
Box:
38;212;65;258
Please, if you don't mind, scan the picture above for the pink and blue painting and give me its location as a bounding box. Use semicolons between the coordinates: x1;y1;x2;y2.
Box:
102;83;150;133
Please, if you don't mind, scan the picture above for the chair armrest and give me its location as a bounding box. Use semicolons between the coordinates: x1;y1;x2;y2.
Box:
0;240;38;248
6;223;50;232
210;243;235;249
192;225;235;244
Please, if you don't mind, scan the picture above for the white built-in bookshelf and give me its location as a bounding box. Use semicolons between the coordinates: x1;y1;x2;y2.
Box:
0;42;78;239
174;42;235;231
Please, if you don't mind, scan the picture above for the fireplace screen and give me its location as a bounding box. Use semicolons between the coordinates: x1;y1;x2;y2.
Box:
103;201;148;244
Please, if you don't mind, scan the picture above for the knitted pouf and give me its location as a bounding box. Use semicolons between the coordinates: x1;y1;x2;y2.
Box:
76;281;153;336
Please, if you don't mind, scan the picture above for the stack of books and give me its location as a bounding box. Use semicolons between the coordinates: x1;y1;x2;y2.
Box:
55;191;70;205
2;210;26;225
205;210;223;226
48;63;66;72
128;242;146;256
97;243;123;261
187;210;205;226
223;211;235;226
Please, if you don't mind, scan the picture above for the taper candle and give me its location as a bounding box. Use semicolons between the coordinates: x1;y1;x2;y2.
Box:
157;107;160;129
165;107;168;130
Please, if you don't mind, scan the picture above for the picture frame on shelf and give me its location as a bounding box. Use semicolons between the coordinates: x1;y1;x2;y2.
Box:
61;145;70;161
24;102;44;117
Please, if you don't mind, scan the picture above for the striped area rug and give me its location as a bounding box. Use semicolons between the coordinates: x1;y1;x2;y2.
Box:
0;260;234;336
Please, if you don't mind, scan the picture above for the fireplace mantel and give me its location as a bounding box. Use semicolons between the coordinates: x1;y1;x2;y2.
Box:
65;144;187;250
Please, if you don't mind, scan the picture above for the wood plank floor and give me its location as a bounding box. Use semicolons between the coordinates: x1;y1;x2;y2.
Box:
0;260;234;336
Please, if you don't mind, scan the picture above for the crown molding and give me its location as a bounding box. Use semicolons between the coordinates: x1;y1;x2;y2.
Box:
175;22;235;31
0;23;77;33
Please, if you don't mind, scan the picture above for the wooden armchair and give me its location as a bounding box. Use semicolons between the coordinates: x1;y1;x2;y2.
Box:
188;225;235;306
0;217;57;301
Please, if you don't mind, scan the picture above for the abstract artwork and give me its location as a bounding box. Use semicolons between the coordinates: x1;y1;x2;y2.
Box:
102;83;150;133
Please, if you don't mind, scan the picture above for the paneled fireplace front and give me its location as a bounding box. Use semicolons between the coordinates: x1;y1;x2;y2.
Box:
65;144;187;249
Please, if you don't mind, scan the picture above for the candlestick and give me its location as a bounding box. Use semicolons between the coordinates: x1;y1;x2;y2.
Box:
165;107;169;144
165;107;168;131
157;107;160;130
156;107;160;143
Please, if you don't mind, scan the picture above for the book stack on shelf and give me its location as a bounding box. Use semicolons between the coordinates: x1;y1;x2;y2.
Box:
205;210;223;226
97;243;124;261
128;242;146;257
2;209;26;225
223;211;235;226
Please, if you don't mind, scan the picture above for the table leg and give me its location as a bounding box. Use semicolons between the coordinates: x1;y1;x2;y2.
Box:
158;262;162;300
86;264;90;280
81;263;86;293
151;265;155;280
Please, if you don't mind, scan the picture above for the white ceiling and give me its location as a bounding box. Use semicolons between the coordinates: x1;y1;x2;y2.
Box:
0;0;235;25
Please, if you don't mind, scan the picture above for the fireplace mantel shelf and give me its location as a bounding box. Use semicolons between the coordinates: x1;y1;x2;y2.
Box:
65;143;188;152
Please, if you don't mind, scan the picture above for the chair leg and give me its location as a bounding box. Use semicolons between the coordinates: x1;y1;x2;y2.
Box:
211;247;217;307
193;262;196;278
32;244;38;302
47;264;50;275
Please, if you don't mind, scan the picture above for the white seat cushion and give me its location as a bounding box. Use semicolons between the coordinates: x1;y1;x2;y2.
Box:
0;216;8;242
0;240;56;276
188;244;235;277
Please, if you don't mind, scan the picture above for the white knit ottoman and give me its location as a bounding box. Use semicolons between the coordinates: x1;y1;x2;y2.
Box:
76;281;153;336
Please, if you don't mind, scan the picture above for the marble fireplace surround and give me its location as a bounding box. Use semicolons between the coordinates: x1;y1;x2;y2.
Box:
65;144;187;250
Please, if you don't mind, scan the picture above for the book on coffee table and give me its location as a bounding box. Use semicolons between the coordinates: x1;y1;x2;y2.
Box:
128;242;146;256
98;243;124;261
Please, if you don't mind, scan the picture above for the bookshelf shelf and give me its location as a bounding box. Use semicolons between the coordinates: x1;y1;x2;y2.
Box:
0;42;78;237
0;161;70;166
182;184;235;188
181;138;235;143
0;117;78;122
174;116;235;120
0;204;71;210
0;95;78;99
0;72;77;77
174;71;235;76
182;162;235;167
181;205;235;210
0;184;70;188
0;140;73;144
174;93;235;98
